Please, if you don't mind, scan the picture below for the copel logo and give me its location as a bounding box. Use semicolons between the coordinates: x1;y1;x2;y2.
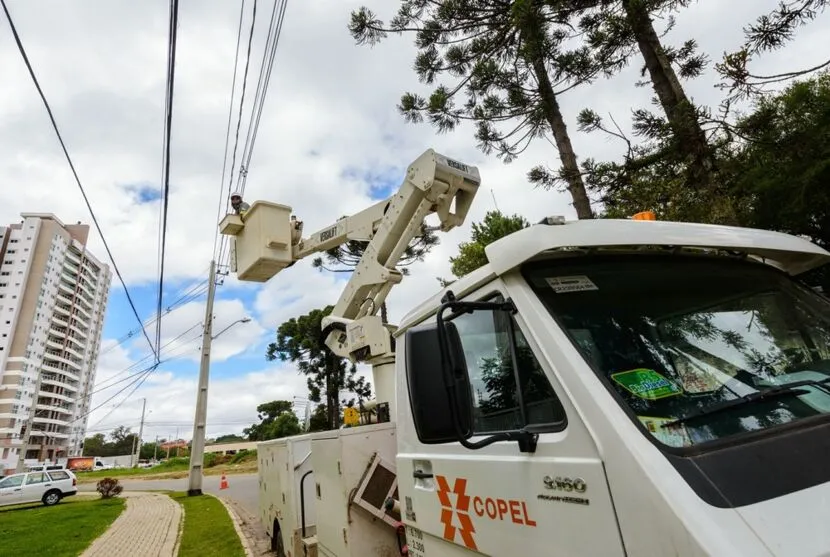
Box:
436;475;537;551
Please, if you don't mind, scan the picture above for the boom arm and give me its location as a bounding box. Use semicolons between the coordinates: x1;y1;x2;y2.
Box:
219;148;481;365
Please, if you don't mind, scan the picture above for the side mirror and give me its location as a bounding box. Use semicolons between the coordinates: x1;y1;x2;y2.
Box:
405;322;473;444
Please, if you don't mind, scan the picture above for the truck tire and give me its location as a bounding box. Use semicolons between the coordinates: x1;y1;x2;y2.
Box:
42;490;62;506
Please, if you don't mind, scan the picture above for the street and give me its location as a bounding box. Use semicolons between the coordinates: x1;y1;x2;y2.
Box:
78;473;260;518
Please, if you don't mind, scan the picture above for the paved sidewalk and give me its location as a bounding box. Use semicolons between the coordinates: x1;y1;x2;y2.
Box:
81;492;182;557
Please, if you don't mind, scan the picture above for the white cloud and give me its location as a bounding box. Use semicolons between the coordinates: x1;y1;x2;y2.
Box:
3;0;828;441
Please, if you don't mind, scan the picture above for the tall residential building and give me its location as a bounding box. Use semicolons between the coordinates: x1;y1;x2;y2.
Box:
0;214;111;473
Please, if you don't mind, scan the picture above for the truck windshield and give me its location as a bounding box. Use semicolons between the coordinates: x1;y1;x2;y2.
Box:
523;255;830;449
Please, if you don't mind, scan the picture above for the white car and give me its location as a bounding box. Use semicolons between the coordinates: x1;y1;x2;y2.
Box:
0;469;78;507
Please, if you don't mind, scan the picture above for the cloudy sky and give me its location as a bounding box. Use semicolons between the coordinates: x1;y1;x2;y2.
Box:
1;0;826;444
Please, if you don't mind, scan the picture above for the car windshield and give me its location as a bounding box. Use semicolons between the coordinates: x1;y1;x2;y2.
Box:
523;255;830;449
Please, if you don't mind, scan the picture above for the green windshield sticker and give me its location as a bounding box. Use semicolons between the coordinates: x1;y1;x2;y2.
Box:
612;369;681;400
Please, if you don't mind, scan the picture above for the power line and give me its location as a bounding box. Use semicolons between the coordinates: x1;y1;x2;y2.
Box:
86;322;205;398
1;0;157;360
212;0;248;261
217;0;260;268
235;0;288;198
155;0;181;361
99;273;209;357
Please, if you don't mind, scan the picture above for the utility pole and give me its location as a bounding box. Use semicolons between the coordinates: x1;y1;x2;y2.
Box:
131;398;146;467
153;435;158;462
136;398;146;467
187;260;216;496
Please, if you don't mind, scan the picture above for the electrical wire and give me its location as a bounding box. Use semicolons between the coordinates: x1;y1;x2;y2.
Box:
212;0;248;262
235;0;288;198
85;322;205;398
155;0;181;361
99;273;209;357
1;0;157;360
216;0;290;271
216;0;260;268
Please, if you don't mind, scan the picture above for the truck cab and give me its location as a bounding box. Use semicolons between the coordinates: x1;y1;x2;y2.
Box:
398;218;830;557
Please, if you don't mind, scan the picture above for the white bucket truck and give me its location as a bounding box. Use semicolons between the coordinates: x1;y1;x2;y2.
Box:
220;148;830;557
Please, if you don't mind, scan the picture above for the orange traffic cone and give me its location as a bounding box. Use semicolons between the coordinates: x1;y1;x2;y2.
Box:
220;473;229;490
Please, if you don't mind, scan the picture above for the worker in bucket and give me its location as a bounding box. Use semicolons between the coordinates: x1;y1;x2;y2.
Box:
230;191;250;217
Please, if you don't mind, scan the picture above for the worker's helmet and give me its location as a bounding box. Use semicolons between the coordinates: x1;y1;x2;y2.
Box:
230;191;242;200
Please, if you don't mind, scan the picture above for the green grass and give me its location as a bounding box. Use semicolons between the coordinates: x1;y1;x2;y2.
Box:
0;496;125;557
78;457;191;480
170;491;245;557
76;453;258;484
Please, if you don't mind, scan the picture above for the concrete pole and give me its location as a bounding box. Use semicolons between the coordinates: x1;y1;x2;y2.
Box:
135;398;146;466
187;260;216;496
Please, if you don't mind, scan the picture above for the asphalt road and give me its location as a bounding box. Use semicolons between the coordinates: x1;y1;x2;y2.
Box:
78;473;260;518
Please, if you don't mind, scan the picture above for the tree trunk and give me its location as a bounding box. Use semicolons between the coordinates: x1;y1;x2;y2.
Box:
518;3;594;219
621;0;737;224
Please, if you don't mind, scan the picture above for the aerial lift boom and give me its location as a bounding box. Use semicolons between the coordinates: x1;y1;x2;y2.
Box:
219;149;481;414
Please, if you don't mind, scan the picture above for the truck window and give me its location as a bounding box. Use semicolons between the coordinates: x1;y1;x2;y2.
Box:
523;255;830;449
450;294;566;434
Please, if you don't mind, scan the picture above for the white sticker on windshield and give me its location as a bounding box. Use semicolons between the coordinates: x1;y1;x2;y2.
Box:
546;275;598;293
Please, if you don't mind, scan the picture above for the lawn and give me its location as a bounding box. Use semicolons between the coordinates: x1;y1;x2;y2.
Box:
0;496;125;557
170;491;246;557
76;452;258;484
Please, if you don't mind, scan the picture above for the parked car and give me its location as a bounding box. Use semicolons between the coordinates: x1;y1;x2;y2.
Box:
0;469;77;507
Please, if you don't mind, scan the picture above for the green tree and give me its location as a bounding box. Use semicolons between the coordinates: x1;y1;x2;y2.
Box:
349;0;618;219
537;0;736;223
449;210;530;278
728;72;830;256
213;434;246;444
266;307;372;430
307;404;330;433
717;0;830;99
81;433;106;456
244;400;300;441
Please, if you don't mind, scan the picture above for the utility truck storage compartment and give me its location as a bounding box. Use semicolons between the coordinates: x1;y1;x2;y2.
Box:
223;201;294;282
259;434;317;557
311;423;399;557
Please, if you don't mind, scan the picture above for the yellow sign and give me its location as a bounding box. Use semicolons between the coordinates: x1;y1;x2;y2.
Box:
343;407;360;426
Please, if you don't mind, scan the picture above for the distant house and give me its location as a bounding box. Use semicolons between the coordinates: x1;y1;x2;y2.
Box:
204;441;257;455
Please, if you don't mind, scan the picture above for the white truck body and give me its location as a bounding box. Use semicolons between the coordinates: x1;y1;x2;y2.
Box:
224;150;830;557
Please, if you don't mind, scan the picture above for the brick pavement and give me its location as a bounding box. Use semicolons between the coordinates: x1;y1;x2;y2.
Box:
81;492;182;557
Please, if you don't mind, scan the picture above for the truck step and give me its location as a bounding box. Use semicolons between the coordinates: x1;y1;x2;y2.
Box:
301;536;318;557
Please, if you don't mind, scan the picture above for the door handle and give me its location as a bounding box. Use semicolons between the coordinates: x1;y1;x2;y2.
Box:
413;470;433;479
44;484;51;487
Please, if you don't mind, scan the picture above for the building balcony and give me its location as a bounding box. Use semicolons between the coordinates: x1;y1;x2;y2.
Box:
40;375;79;393
32;416;71;427
65;250;81;265
41;363;80;383
50;314;69;328
61;272;77;285
57;282;75;297
36;402;73;415
38;389;73;404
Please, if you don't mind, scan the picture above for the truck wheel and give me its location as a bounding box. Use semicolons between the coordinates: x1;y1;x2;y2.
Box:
42;490;62;506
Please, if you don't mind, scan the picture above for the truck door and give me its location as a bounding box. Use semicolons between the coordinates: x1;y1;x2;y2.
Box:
398;280;626;557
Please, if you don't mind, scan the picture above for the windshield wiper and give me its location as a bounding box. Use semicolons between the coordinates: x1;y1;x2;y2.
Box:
660;378;830;429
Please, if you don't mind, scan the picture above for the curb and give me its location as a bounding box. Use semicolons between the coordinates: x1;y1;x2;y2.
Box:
208;493;254;557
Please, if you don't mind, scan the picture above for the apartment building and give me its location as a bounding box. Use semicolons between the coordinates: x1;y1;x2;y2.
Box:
0;214;111;473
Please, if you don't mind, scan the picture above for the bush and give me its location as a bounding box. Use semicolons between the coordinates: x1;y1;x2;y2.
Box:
96;478;124;499
230;449;256;464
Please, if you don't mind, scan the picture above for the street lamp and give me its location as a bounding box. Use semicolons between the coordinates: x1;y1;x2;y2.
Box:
187;260;253;496
212;316;251;340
